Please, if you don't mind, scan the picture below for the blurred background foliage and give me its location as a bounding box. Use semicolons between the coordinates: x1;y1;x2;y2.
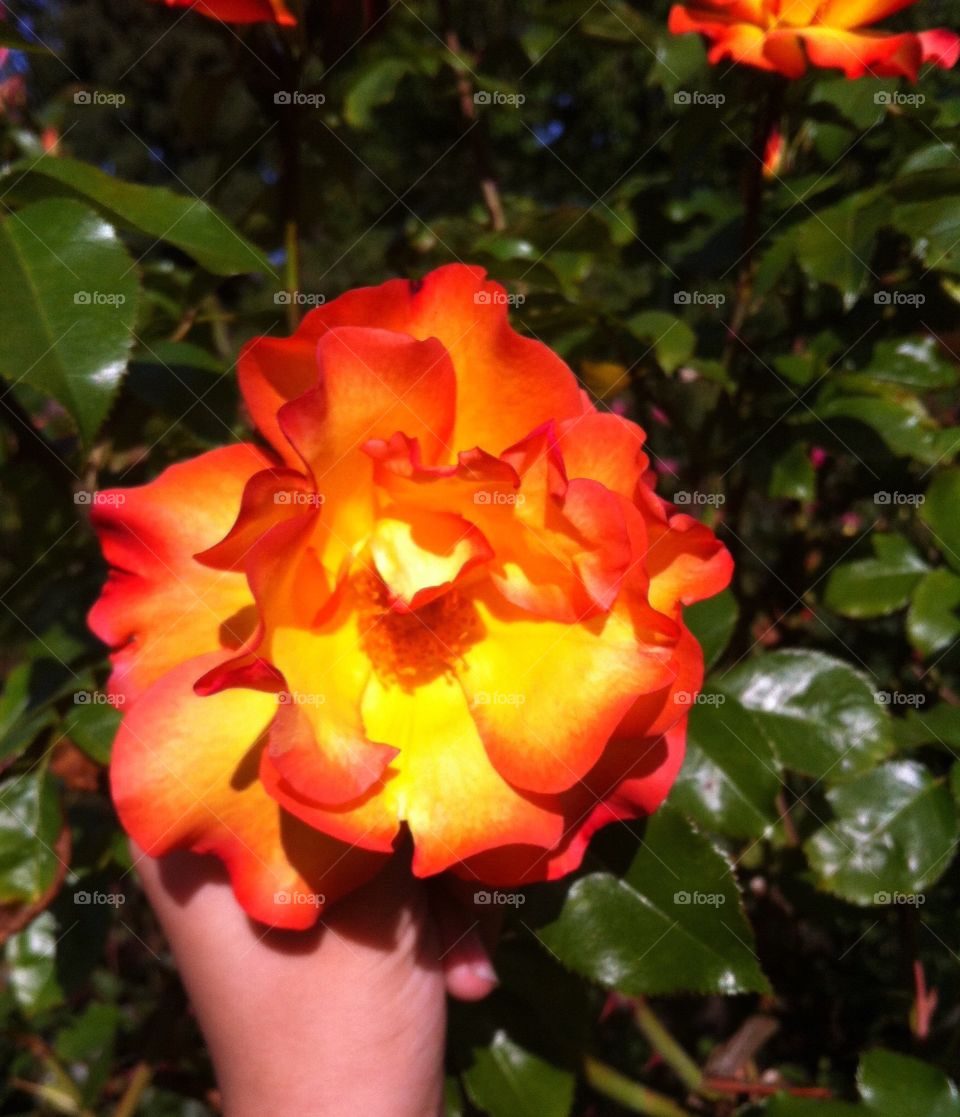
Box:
3;0;960;1113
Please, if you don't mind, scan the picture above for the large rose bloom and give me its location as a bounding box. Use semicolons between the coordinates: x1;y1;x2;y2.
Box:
89;265;732;929
669;0;959;79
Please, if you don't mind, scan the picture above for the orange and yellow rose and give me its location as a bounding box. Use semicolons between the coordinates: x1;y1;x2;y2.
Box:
89;264;732;929
669;0;959;79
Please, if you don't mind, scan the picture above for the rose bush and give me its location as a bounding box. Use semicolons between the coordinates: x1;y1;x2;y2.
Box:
89;264;731;928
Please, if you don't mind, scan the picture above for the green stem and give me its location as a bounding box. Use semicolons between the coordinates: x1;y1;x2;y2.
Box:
633;1000;707;1096
583;1056;693;1117
113;1062;152;1117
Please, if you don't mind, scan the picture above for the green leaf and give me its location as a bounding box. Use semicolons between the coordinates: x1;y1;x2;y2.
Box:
5;157;269;276
894;704;960;750
718;649;892;783
921;469;960;572
685;589;738;671
672;690;783;840
0;771;63;904
6;911;63;1015
793;193;885;309
858;1049;960;1117
463;1032;574;1117
625;310;696;374
62;701;121;766
894;197;960;274
770;442;816;502
818;394;952;466
824;534;929;619
345;58;417;129
811;77;892;130
851;336;958;392
535;806;769;996
0;663;55;763
0;199;140;444
805;761;959;905
907;569;960;657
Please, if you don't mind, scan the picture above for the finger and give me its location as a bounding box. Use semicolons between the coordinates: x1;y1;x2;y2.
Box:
429;881;503;1002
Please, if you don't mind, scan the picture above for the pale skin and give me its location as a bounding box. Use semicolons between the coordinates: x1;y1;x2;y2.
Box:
134;843;500;1117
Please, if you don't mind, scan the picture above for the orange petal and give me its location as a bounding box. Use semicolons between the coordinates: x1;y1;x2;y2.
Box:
816;0;917;29
111;654;388;929
793;26;924;77
157;0;296;25
88;445;268;703
458;586;677;795
362;674;565;877
646;511;734;616
238;265;582;459
919;28;960;69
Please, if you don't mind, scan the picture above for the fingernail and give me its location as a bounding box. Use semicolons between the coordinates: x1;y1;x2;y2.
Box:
469;957;499;985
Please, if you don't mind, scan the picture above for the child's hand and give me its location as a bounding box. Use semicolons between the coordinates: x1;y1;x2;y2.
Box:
134;844;500;1117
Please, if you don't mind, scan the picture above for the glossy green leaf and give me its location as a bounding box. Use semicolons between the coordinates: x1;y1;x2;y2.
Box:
805;761;958;905
6;156;269;276
851;336;958;391
793;193;885;308
672;689;783;840
921;469;960;572
818;395;954;466
535;807;769;996
6;911;63;1015
626;310;696;374
907;569;960;657
894;197;960;274
0;199;139;444
824;535;929;619
894;703;960;751
718;649;892;782
0;771;63;903
770;442;816;502
858;1049;960;1117
685;589;738;671
463;1032;574;1117
63;701;121;766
